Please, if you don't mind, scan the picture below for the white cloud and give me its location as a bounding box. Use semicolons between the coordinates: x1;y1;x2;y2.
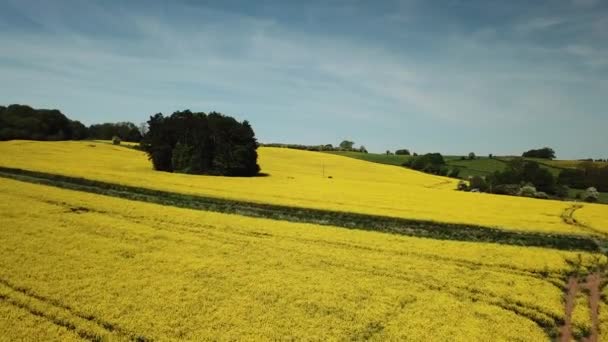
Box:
1;0;607;156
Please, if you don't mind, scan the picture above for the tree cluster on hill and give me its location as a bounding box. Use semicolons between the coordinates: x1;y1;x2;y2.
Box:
141;110;260;177
0;104;88;141
488;158;556;194
459;158;572;200
88;122;142;142
403;153;445;173
395;149;411;155
260;143;334;151
402;153;459;177
522;147;556;159
558;162;608;192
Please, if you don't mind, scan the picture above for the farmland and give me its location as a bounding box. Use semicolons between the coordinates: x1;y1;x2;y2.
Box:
1;140;608;341
1;140;606;236
329;150;607;182
0;177;604;340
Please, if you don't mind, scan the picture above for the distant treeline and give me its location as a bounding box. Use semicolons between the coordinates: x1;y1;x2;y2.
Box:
558;163;608;192
260;141;368;153
403;151;604;201
0;104;88;141
88;122;142;142
403;153;460;177
522;147;556;159
261;143;339;151
0;104;143;142
141;110;260;176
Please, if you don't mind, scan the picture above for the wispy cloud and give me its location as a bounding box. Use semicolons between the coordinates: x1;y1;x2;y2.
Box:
0;0;606;157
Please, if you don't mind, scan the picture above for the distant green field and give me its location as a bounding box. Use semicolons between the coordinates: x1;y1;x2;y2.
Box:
443;157;508;178
324;151;411;166
324;152;561;178
326;151;607;204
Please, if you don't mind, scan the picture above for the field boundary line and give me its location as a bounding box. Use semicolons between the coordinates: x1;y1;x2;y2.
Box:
0;166;603;252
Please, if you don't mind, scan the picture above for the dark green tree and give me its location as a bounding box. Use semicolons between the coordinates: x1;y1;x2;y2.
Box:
141;110;260;177
522;147;556;159
339;140;355;150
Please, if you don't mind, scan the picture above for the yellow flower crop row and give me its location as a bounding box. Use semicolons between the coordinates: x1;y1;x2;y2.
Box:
1;140;606;235
574;205;608;234
0;177;601;340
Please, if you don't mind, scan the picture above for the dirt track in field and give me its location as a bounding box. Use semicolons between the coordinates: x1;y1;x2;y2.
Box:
559;273;601;342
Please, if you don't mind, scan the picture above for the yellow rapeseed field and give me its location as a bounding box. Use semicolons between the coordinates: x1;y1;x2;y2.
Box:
0;177;599;340
575;205;608;235
0;140;605;235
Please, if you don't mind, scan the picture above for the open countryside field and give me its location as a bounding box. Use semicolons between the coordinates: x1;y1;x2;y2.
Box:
0;177;605;340
329;150;607;181
1;140;607;237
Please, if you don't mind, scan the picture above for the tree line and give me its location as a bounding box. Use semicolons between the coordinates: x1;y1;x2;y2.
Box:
0;104;144;142
0;104;88;141
1;104;261;177
260;140;368;153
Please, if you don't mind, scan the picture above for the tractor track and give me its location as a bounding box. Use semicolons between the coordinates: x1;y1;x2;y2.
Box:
559;273;602;341
0;277;150;341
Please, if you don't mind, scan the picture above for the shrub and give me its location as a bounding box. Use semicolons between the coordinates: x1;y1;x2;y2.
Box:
518;185;537;197
448;168;461;178
492;184;521;196
534;191;549;199
457;180;468;191
395;149;410;155
469;176;488;192
583;187;600;203
554;184;570;199
112;136;121;145
468;152;476;160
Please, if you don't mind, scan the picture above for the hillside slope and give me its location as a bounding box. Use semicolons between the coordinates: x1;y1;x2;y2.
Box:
0;177;599;340
0;140;605;235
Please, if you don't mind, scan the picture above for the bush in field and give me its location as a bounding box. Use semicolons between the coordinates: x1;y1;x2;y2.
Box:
457;180;468;191
518;185;537;198
534;191;549;199
583;187;599;203
554;184;570;199
448;168;461;178
469;176;488;192
395;149;410;155
492;184;521;196
112;136;121;145
468;152;476;160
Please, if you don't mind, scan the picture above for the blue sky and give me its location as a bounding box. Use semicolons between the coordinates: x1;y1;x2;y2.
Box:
1;0;607;158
